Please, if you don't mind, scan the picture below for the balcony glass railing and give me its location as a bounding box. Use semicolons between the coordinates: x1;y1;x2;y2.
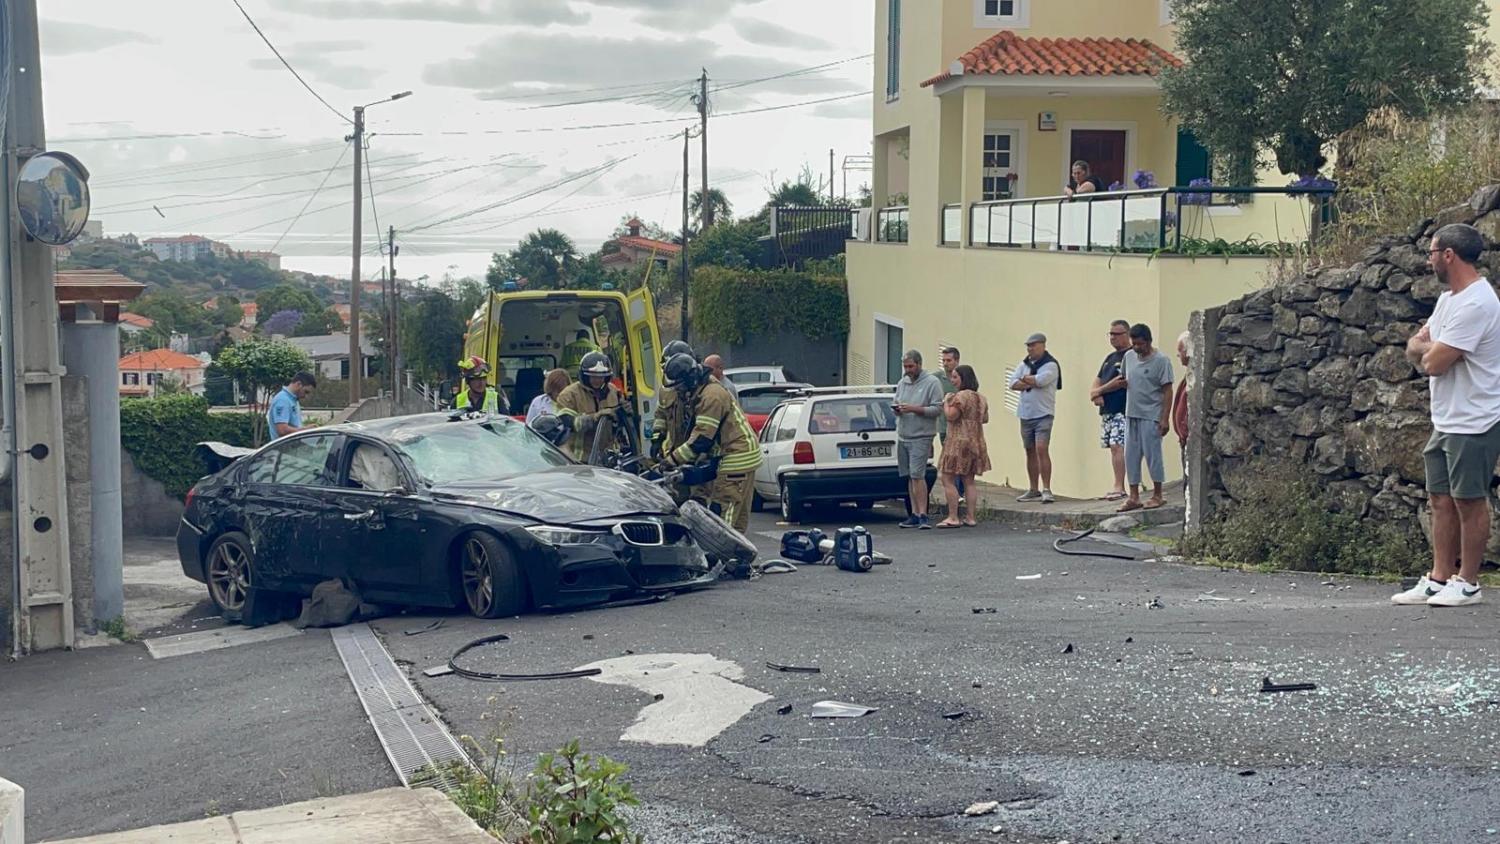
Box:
876;206;909;243
967;186;1334;254
941;204;961;245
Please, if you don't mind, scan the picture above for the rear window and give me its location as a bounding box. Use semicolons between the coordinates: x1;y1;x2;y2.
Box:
740;390;791;415
729;371;770;385
806;398;897;435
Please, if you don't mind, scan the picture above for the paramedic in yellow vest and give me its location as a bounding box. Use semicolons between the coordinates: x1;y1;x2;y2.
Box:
455;356;508;415
561;329;599;371
554;351;625;461
659;353;761;533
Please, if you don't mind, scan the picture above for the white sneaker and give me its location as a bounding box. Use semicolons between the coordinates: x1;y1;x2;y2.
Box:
1040;489;1056;504
1391;576;1442;605
1017;490;1042;502
1427;576;1483;607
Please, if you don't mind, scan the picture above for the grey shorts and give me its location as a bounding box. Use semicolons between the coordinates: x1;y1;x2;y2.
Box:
897;438;933;479
1424;422;1500;499
1020;415;1054;448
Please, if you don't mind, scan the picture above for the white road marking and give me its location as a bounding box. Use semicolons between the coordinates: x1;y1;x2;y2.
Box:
577;653;771;747
143;623;301;659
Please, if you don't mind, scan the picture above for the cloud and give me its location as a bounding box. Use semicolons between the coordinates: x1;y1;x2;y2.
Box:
426;33;863;103
268;0;587;27
732;18;832;51
248;51;386;91
809;97;869;121
40;20;157;56
584;0;769;28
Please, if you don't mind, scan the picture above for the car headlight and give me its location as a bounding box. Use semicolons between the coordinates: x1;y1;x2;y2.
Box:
524;525;614;546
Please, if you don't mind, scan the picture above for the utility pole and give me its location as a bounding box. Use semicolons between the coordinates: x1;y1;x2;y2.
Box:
388;225;399;405
347;106;365;402
697;69;712;229
681;127;692;342
4;0;75;653
829;149;836;203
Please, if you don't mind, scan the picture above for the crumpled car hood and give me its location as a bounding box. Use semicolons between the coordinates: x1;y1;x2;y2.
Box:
433;465;678;523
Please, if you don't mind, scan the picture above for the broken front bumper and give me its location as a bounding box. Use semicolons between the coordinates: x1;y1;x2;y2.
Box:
520;518;716;609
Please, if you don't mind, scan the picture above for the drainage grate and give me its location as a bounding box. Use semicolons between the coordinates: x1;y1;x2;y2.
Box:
331;623;474;791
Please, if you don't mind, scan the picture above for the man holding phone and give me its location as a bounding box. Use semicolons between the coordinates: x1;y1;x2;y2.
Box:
893;349;944;529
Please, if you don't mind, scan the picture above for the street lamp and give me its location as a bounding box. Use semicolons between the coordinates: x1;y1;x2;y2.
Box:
348;90;413;403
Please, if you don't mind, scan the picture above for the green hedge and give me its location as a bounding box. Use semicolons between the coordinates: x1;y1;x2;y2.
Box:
690;268;848;346
120;394;258;499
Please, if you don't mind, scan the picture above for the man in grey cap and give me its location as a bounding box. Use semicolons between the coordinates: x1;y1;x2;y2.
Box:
1009;332;1061;503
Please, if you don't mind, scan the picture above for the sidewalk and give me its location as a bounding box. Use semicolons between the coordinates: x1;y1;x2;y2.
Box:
42;788;492;844
934;479;1185;529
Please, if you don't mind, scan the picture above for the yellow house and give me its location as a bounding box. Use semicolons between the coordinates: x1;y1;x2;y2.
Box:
847;0;1483;499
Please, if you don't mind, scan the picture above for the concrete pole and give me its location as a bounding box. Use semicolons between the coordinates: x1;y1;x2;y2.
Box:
60;315;122;623
698;69;711;229
5;0;75;652
348;106;364;402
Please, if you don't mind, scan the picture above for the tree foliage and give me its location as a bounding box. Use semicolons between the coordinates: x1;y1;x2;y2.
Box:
120;394;257;499
263;308;303;336
691;267;848;345
254;284;325;324
488;229;581;291
214;339;314;411
130;289;236;340
687;217;768;270
400;288;467;383
1161;0;1491;179
690;188;733;230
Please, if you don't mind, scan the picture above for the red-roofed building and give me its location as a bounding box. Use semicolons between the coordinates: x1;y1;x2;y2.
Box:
239;302;258;329
118;312;154;332
602;218;681;271
118;348;208;397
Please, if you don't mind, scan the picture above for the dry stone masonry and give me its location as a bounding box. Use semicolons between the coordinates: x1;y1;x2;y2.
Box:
1193;184;1500;546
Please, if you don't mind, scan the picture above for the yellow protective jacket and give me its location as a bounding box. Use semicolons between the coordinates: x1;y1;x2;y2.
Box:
670;380;761;474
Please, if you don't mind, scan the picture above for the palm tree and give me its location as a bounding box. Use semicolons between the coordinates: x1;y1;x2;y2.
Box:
765;180;821;209
511;229;580;290
690;189;732;230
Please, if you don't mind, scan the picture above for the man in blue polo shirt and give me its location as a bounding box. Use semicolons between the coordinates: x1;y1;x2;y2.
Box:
268;371;317;440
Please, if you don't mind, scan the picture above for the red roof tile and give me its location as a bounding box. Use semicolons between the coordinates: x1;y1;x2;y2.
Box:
613;235;682;256
922;31;1182;87
119;312;155;328
118;349;205;371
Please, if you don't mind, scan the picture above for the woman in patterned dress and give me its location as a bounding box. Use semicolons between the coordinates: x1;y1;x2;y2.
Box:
937;364;990;528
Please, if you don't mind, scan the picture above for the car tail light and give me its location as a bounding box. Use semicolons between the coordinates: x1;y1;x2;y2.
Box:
185;485;197;508
793;441;814;464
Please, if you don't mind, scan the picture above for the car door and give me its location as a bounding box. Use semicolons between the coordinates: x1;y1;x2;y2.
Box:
324;438;434;598
236;433;339;591
625;286;661;444
755;400;804;498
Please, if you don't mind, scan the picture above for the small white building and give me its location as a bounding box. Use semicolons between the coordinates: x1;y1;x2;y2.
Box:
283;332;375;381
117;348;207;397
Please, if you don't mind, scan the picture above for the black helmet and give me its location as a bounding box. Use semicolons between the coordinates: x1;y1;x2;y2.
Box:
578;351;613;386
661;340;694;365
663;352;706;390
529;413;569;447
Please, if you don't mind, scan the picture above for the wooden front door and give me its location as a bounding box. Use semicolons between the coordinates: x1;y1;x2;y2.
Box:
1070;130;1127;188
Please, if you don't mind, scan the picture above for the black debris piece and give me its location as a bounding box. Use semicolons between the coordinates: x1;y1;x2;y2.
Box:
653;693;665;701
1260;676;1317;694
972;681;983;689
1148;596;1164;610
583;634;595;640
1238;770;1257;777
971;607;998;614
766;662;821;674
403;619;445;636
1125;637;1134;643
776;703;794;715
942;710;967;720
1061;643;1075;654
448;633;603;682
757;734;776;743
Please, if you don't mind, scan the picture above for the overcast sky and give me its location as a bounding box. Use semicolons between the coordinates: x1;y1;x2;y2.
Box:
38;0;875;282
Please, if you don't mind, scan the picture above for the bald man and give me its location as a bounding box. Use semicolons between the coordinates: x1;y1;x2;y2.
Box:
703;354;740;405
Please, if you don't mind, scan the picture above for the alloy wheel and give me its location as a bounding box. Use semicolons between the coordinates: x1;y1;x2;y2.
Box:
208;540;251;612
462;537;494;616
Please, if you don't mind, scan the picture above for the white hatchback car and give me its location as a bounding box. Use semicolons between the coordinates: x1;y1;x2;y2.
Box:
752;386;938;523
724;366;793;388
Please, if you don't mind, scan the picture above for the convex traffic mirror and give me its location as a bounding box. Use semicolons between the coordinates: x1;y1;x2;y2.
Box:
16;151;91;245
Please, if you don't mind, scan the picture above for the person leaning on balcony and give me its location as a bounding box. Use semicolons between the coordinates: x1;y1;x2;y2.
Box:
1065;160;1105;197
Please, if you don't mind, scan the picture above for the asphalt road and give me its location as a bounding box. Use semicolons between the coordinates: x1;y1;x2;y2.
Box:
6;504;1500;843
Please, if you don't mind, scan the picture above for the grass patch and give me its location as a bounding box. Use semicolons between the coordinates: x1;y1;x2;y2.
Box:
1180;460;1427;577
415;736;644;843
100;616;137;643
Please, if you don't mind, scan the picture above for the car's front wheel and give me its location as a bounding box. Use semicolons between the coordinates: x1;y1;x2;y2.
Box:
206;531;254;622
458;531;525;619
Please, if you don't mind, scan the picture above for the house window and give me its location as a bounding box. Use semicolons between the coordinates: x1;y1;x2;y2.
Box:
886;0;901;101
977;0;1027;25
146;373;160;385
982;131;1017;201
873;316;905;385
122;372;140;386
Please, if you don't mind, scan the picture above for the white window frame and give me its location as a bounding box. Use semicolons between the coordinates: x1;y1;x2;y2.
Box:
975;0;1029;29
872;313;906;386
982;119;1027;200
1059;121;1138;191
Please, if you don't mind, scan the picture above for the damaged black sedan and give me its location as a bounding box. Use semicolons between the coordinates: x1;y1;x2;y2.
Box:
178;413;720;620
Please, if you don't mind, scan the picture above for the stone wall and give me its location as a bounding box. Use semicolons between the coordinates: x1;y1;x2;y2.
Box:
1191;184;1500;544
120;450;183;538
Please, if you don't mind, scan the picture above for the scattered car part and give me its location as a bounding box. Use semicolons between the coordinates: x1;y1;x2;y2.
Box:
766;662;821;674
403;619;445;636
422;665;455;678
964;801;1000;817
758;560;798;574
448;633;603;682
677;499;758;565
1061;643;1074;654
1052;528;1138;560
757;734;776;743
1260;676;1317;693
1148;596;1165;609
810;700;878;718
1015;574;1042;581
971;607;997;614
776;703;793;715
942;710;967;720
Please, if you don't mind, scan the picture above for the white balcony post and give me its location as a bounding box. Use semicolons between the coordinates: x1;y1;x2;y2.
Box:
958;86;987;247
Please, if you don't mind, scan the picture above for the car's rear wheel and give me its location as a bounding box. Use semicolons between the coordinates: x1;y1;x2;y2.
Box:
779;479;804;523
854;499;875;511
206;531;254;622
752;490;765;512
459;532;525;619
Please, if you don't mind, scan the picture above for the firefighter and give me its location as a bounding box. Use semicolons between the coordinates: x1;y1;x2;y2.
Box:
560;329;599;371
650;341;696;501
553;351;626;461
658;352;761;534
454;356;508;415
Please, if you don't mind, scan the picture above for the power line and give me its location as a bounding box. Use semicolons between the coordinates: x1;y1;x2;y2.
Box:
93;153;426;212
405;155;639;234
230;0;352;125
365;145;385;258
51;129;288;142
91;142;348;187
271;143;349;253
709;54;873;95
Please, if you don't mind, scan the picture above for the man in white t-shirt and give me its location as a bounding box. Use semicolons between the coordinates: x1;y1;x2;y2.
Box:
1396;223;1500;608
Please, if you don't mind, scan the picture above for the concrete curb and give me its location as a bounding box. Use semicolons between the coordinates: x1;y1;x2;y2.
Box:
0;777;23;844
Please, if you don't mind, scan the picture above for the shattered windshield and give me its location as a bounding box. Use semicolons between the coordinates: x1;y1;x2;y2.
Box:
395;421;571;485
